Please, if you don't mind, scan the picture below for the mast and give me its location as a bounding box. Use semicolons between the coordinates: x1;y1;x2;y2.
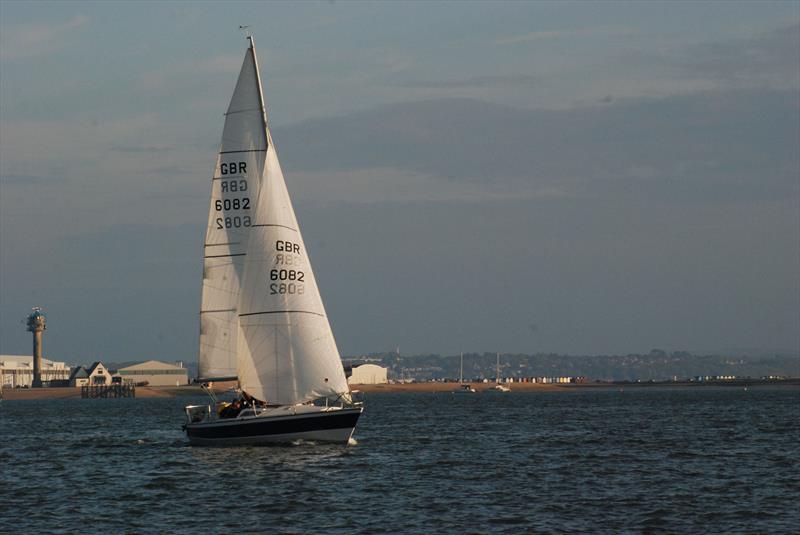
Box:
496;352;500;384
459;352;463;383
247;35;270;135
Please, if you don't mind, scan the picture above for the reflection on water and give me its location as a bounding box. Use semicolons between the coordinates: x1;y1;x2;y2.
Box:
1;387;798;533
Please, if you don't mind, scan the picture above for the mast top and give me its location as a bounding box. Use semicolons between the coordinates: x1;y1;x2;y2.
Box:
239;25;253;46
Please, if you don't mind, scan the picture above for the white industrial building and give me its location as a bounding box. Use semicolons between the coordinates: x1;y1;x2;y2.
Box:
347;364;388;385
115;360;189;386
0;355;70;387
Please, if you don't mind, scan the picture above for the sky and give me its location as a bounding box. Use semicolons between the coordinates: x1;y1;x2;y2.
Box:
1;1;798;364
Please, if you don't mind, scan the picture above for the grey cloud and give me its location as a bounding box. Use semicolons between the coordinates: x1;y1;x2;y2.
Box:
0;173;64;185
297;196;798;355
110;145;173;154
275;89;799;203
494;26;640;45
649;22;800;89
391;74;540;90
0;223;203;362
0;15;89;60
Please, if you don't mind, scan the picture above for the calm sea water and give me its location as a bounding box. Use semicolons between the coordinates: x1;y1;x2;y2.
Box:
1;386;798;534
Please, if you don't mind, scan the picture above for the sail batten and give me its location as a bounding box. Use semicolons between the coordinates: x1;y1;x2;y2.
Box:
250;224;298;231
239;310;326;317
225;107;264;115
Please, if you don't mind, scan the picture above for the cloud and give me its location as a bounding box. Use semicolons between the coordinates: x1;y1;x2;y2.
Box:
0;15;89;60
1;114;159;165
187;54;242;75
0;112;210;241
495;26;639;45
0;174;56;186
274;89;799;204
110;145;174;154
644;22;800;90
392;74;540;90
135;52;242;93
288;167;567;205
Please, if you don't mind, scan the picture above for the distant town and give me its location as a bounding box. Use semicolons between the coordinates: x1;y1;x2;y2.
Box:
342;350;798;384
2;349;797;392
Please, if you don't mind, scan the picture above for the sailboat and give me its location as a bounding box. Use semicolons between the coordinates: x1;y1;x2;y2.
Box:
183;35;362;445
453;352;475;393
488;352;510;392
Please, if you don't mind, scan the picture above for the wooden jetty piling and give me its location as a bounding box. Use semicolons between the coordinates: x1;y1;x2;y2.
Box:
81;384;136;398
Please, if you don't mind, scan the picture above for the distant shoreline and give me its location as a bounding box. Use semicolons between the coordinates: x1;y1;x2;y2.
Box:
2;378;797;400
352;378;799;393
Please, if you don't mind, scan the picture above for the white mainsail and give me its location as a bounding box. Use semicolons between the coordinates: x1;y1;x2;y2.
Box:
237;131;350;404
198;40;267;380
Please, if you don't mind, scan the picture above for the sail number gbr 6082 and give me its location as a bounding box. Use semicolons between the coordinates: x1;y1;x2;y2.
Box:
215;177;251;229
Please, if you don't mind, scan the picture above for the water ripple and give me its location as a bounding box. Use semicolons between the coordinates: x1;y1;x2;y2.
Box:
1;388;798;533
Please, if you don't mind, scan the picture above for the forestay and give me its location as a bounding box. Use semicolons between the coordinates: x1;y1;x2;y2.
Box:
198;42;267;380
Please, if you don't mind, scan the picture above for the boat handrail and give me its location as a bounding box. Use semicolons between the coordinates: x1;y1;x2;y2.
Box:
184;404;212;424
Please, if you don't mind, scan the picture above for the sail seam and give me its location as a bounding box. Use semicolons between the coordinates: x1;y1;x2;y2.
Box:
219;149;267;155
204;253;246;258
225;107;262;115
239;311;325;318
200;308;237;314
205;242;241;247
251;224;298;232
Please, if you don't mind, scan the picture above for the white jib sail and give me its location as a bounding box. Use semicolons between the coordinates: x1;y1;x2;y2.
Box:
198;42;267;380
236;133;350;405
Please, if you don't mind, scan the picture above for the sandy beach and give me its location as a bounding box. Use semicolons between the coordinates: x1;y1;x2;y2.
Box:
1;381;566;400
4;378;794;400
0;386;201;400
352;382;564;393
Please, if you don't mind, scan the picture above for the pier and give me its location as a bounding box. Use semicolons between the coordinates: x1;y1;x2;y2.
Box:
81;384;136;398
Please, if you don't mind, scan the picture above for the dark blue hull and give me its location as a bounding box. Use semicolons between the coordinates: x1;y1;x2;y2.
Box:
185;406;362;446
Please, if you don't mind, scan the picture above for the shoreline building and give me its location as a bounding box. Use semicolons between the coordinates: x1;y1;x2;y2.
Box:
85;362;112;385
69;367;90;387
0;355;70;388
115;360;188;386
347;363;388;385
